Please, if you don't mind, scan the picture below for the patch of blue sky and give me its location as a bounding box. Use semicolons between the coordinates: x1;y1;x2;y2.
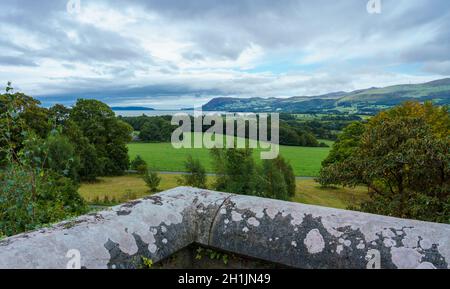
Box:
242;52;323;74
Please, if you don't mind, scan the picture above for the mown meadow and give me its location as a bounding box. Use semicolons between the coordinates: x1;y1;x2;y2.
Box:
127;140;332;177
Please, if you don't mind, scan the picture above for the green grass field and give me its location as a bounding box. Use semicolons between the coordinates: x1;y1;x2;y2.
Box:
79;174;367;210
292;179;368;209
79;174;181;203
128;141;331;177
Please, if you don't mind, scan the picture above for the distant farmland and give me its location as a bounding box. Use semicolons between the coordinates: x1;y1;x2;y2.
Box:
128;140;332;177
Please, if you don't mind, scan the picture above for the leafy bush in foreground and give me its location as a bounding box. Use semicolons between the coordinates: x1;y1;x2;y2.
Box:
0;83;87;237
130;155;148;175
178;155;207;189
143;169;161;193
211;148;296;201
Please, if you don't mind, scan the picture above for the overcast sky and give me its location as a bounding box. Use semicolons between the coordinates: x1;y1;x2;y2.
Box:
1;0;450;108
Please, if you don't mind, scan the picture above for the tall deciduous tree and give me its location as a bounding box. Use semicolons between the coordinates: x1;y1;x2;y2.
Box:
261;156;296;201
0;85;87;237
319;102;449;223
69;99;132;176
62;119;100;182
0;87;51;163
321;121;365;167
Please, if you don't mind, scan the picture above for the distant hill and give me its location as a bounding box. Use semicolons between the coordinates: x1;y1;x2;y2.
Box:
111;106;154;111
202;78;450;114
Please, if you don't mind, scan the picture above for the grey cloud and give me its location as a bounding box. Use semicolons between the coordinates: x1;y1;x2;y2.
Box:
1;0;450;106
4;0;450;64
4;0;450;63
0;1;152;66
401;22;450;63
0;56;37;67
35;82;227;107
423;61;450;75
117;0;450;64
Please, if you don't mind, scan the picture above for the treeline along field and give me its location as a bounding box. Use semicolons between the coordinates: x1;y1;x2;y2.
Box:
120;114;336;147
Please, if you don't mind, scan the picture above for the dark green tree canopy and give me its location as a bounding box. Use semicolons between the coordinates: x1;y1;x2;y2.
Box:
261;156;296;201
0;84;87;237
321;121;365;167
69;99;133;176
319;102;449;223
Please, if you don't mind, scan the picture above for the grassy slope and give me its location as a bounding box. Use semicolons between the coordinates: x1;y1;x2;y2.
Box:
293;179;368;209
79;175;179;202
128;142;331;177
204;79;450;112
339;82;450;103
79;175;217;203
79;175;368;210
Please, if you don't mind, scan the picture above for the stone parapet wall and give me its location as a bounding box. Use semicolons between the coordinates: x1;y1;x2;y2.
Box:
0;187;448;269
